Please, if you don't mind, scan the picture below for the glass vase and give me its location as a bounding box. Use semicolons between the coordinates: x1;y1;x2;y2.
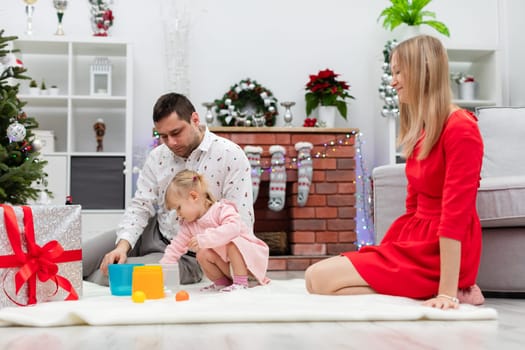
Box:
280;101;295;127
202;102;215;125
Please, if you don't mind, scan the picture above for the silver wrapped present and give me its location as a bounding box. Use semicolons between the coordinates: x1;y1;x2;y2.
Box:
0;205;82;308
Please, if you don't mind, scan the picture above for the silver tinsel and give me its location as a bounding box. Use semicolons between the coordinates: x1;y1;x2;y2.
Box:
379;40;399;119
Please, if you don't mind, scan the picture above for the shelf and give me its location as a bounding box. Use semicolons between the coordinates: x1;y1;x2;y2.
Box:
19;95;68;106
447;48;497;62
72;42;128;57
13;38;133;211
14;40;69;55
453;99;497;108
70;152;127;157
447;48;501;104
71;95;127;101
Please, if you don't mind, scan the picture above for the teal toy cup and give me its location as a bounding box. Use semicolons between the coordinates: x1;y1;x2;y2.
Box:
108;263;144;296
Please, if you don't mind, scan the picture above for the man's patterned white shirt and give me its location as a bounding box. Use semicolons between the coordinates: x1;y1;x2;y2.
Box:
117;128;254;248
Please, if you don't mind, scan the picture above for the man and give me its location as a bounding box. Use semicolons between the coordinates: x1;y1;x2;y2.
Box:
83;93;254;285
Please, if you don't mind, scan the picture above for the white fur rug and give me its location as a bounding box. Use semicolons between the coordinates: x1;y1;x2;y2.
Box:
0;279;497;327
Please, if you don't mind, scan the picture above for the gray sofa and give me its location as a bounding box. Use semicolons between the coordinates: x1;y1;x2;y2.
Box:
372;107;525;294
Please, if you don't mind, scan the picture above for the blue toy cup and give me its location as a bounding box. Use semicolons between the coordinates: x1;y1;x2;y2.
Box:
108;263;144;296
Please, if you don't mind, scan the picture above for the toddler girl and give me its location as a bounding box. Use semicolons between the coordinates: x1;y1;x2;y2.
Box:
160;169;270;292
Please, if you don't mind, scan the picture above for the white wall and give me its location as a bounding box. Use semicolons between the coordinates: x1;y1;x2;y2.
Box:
505;0;525;106
0;0;508;169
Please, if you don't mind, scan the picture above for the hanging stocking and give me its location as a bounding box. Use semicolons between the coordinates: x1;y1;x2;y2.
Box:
295;142;314;207
268;145;287;211
244;145;263;203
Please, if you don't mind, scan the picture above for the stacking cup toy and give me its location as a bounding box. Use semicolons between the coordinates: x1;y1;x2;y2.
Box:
161;263;180;293
108;263;144;296
132;265;165;299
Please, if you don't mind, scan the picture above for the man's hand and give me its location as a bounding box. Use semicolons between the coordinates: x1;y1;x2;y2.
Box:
99;240;131;276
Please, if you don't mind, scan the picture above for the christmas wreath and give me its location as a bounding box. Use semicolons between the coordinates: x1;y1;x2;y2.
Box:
214;78;278;127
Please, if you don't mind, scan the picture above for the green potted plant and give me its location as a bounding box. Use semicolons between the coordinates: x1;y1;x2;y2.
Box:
50;84;59;95
378;0;450;37
305;69;355;127
40;80;48;95
29;79;40;95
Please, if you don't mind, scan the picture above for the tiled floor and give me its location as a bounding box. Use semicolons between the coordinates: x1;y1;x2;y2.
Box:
1;271;524;350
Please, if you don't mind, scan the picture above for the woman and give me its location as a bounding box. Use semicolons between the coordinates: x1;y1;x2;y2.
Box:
305;35;485;309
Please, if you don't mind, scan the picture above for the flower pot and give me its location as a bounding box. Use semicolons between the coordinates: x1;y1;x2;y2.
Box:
318;106;337;128
458;82;477;100
29;87;40;96
394;25;423;41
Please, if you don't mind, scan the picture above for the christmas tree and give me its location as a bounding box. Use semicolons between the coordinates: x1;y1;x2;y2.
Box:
0;30;48;205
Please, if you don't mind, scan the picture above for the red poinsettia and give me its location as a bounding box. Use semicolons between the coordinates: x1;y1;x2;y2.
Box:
303;117;317;127
305;69;355;120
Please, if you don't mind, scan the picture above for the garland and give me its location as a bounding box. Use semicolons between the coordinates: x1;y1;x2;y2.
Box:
214;78;278;127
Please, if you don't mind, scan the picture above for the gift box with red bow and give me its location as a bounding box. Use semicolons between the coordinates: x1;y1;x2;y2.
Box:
0;204;82;308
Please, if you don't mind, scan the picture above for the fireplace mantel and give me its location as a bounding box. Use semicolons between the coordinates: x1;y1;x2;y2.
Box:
210;126;359;133
211;127;358;271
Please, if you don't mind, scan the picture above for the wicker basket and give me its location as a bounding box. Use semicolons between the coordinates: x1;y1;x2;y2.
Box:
255;231;288;255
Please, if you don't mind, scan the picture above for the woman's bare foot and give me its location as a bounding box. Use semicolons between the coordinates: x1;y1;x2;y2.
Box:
457;284;485;305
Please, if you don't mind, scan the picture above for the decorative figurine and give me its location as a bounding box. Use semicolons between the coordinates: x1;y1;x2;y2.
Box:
93;118;106;152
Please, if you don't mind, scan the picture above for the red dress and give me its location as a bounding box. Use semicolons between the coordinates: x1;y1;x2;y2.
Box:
344;109;484;299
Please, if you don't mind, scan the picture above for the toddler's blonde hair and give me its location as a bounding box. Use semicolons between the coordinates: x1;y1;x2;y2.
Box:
165;169;216;210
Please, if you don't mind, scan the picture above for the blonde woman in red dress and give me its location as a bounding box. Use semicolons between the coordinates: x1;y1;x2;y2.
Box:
305;35;485;309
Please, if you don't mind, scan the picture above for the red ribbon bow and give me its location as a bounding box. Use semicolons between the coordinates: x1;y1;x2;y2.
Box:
0;204;81;306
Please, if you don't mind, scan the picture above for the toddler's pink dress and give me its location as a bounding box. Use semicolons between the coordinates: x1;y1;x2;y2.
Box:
161;199;270;284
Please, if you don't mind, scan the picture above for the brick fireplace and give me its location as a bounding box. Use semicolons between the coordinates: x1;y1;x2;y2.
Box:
211;127;358;270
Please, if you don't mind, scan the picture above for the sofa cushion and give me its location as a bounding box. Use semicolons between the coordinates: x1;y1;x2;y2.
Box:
372;164;407;243
476;107;525;178
478;176;525;227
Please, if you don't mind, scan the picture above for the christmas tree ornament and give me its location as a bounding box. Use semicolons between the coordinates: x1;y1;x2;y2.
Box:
7;121;27;142
268;145;287;211
244;145;263;203
295;142;314;207
32;138;43;152
1;51;23;68
379;40;399;119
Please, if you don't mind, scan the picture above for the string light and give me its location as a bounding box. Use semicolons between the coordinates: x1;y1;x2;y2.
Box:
249;130;375;248
355;132;374;248
255;132;358;173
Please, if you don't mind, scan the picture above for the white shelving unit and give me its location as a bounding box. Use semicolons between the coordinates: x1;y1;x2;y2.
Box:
14;37;133;237
387;47;502;164
448;47;502;108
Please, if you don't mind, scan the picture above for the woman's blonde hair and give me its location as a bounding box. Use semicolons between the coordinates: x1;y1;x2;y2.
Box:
393;35;452;159
165;169;216;210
